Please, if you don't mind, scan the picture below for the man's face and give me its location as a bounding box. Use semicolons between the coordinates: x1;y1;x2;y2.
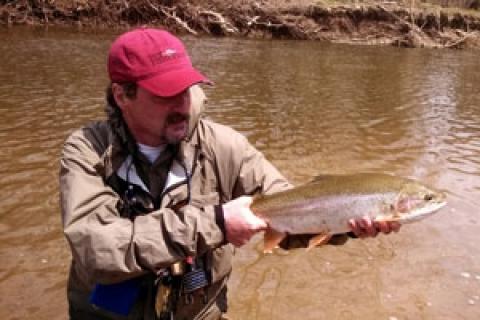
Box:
114;85;191;146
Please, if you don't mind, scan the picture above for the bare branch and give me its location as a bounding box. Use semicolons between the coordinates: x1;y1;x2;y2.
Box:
199;10;238;34
159;6;197;35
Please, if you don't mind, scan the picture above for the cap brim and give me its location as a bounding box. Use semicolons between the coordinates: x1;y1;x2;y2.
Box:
138;67;211;97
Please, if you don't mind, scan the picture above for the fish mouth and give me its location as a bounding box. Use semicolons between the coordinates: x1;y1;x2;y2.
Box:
376;200;447;224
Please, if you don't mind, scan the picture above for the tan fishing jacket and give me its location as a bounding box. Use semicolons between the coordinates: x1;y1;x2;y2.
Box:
59;86;291;320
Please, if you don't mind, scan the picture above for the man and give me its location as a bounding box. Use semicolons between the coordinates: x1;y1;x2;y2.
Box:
60;28;399;320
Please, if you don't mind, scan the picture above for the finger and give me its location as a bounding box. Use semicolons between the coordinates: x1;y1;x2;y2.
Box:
234;237;248;247
361;217;377;237
245;207;267;231
240;196;253;206
375;221;391;234
244;230;256;241
252;216;268;231
232;239;242;247
252;224;267;232
356;220;368;238
390;221;401;232
348;219;357;235
348;219;363;238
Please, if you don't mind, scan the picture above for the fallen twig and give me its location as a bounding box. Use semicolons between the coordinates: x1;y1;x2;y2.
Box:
444;31;476;48
246;15;284;28
199;10;238;34
377;4;423;33
159;6;197;35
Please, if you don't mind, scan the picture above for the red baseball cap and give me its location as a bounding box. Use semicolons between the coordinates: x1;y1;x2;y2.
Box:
108;28;210;97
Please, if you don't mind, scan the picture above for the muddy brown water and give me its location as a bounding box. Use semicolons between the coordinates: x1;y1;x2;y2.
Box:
1;27;479;320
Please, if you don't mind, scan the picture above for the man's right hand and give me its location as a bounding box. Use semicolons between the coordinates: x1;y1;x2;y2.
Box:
222;196;267;247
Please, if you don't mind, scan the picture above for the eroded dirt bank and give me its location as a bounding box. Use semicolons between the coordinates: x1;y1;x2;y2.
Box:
1;0;480;49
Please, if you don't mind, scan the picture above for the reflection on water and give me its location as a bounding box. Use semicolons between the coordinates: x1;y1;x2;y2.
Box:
0;27;479;320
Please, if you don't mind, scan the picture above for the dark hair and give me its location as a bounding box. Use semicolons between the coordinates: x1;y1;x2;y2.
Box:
106;82;138;109
105;82;139;154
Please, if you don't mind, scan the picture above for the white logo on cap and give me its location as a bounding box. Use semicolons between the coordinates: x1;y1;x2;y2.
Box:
162;49;177;57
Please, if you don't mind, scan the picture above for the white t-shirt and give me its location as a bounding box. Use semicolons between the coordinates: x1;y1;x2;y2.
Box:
137;143;166;164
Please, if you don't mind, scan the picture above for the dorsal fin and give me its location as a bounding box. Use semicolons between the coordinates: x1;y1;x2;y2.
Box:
309;173;382;184
309;174;336;183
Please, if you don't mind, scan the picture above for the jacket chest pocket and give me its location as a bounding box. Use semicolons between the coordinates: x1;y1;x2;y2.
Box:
191;161;221;208
162;185;220;211
172;157;221;209
196;158;220;197
160;174;221;211
190;192;220;208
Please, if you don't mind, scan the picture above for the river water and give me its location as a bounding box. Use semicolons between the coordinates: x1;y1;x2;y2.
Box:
0;27;479;320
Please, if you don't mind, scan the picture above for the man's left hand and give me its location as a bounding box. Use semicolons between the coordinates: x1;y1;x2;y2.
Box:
348;216;401;238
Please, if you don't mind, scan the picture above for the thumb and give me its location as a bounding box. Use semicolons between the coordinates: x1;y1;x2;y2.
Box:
249;212;268;231
238;195;253;206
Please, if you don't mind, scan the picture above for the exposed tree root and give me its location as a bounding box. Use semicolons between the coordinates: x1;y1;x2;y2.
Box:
159;6;197;35
1;0;480;49
199;10;238;35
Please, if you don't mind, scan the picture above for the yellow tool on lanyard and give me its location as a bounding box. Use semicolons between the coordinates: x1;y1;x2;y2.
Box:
155;261;185;319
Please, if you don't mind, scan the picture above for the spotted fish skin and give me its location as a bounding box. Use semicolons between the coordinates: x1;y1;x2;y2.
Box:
251;173;447;251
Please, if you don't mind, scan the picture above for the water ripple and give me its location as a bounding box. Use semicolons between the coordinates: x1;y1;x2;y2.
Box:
1;29;480;320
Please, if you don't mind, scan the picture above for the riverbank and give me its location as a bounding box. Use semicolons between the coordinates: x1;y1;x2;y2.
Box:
1;0;480;49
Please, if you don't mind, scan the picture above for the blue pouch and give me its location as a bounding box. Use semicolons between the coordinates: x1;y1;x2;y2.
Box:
89;277;143;316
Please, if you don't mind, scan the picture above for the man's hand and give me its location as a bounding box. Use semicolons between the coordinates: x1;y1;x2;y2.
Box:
222;196;267;247
348;216;401;238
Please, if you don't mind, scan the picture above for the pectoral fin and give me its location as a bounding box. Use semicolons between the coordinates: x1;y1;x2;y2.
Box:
264;228;286;253
307;233;332;250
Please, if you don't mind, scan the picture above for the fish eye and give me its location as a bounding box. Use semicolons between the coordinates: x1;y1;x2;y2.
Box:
424;194;434;201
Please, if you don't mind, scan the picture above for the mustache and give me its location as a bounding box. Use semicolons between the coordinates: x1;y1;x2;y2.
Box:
166;112;190;125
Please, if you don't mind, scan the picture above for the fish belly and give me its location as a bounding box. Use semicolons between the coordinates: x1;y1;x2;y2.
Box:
267;195;383;235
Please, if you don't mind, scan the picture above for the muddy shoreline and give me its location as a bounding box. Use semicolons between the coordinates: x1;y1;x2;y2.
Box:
1;0;480;49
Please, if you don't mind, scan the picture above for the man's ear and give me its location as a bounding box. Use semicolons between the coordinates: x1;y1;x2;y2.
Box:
111;83;128;110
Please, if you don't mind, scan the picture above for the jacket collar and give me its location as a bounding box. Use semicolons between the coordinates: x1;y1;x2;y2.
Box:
98;85;206;183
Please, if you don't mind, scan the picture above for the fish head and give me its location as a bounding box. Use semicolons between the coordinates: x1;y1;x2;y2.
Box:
376;181;447;224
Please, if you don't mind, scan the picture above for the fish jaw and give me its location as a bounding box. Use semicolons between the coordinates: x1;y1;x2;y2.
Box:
374;195;447;224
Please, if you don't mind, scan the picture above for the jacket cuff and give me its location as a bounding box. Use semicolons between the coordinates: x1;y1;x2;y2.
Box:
214;205;227;244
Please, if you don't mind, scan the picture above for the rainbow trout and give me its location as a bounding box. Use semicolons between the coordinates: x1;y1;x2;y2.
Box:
251;173;447;252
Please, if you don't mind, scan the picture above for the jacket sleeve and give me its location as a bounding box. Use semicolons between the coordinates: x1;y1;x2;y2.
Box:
60;128;224;284
213;127;350;250
213;128;292;198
